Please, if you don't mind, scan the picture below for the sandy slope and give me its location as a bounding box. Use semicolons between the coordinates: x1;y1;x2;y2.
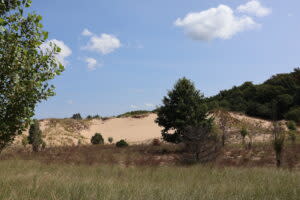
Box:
15;112;289;147
81;114;162;144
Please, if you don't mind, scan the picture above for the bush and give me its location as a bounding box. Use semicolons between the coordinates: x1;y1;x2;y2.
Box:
287;121;297;131
284;107;300;123
116;139;128;148
21;136;28;147
28;119;43;152
152;138;161;146
91;133;104;145
71;113;82;120
108;137;113;144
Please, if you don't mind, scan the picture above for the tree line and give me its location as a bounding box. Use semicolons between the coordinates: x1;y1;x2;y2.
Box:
206;68;300;122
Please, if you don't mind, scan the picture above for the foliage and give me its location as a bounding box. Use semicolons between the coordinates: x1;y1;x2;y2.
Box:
116;139;128;147
285;107;300;123
108;137;113;144
287;120;297;131
151;138;161;146
207;68;300;122
272;122;286;167
240;127;248;138
117;110;153;118
86;114;101;120
71;113;82;120
0;0;64;152
28;119;43;152
91;133;104;145
156;77;213;143
21;135;28;147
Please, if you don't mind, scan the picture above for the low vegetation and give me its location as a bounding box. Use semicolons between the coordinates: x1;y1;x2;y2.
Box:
91;133;104;145
0;160;299;200
117;110;154;118
116;139;129;148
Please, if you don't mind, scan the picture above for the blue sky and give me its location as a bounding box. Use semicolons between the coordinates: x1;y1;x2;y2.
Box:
31;0;300;119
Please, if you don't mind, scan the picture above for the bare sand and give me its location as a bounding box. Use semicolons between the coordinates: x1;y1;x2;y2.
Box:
81;114;162;144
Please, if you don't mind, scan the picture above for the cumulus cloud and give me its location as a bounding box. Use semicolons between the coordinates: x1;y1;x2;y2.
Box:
82;28;93;36
83;33;121;55
237;0;271;17
175;5;259;41
40;39;72;66
85;57;100;71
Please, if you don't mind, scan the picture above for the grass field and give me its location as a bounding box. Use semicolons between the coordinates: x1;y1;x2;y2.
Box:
0;159;299;200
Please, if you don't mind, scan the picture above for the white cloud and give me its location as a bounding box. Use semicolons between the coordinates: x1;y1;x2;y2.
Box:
145;103;155;108
83;33;121;55
237;0;271;17
82;28;93;36
85;57;100;71
40;39;72;66
174;5;259;41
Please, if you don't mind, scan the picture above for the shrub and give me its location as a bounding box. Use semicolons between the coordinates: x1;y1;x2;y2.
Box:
152;138;161;146
286;121;297;131
108;137;113;144
116;139;128;147
21;136;28;147
28;119;43;152
91;133;104;145
71;113;82;120
285;107;300;123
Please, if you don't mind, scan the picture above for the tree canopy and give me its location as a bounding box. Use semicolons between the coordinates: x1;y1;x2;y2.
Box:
0;0;64;152
155;77;213;143
207;68;300;122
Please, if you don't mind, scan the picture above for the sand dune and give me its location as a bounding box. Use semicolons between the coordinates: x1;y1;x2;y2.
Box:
15;112;288;147
81;114;162;144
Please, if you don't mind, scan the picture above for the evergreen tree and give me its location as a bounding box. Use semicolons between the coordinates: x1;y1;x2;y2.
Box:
155;77;213;143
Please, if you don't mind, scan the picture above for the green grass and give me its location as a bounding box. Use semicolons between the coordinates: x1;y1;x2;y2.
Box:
0;160;299;200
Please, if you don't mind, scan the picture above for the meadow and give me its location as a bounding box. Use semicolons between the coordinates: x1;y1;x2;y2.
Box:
0;143;300;200
0;159;299;200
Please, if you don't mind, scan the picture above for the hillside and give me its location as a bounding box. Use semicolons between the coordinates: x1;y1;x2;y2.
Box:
13;112;288;147
207;68;300;122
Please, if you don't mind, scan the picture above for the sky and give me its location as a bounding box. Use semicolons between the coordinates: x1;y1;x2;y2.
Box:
30;0;300;119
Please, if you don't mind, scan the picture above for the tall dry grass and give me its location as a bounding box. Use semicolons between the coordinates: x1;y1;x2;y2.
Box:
0;159;299;200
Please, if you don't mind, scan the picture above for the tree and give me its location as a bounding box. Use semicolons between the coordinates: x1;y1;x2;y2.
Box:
91;133;104;145
155;77;213;143
182;125;221;163
116;139;128;147
108;137;113;144
214;109;234;147
0;0;64;153
240;127;248;147
71;113;82;120
272;121;286;168
28;119;43;152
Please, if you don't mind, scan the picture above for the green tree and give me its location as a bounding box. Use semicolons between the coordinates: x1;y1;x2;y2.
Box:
91;133;104;145
116;139;128;147
0;0;64;152
28;119;43;152
108;137;113;144
155;77;213;143
71;113;82;120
